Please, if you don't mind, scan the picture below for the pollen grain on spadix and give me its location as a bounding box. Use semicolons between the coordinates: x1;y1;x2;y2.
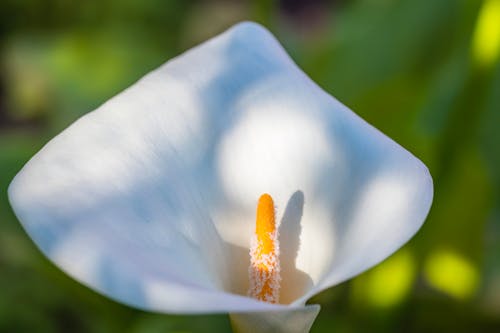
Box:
248;193;281;303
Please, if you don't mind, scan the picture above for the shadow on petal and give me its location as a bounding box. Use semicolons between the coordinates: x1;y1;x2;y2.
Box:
278;190;313;304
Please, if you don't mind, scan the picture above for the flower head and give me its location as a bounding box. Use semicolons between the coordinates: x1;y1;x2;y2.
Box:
8;22;433;331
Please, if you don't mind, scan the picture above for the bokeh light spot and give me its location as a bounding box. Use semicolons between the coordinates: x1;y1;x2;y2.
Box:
424;249;479;300
472;0;500;67
367;250;416;308
353;250;416;309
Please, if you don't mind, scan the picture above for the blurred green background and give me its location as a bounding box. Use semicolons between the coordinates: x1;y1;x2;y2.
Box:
1;0;499;332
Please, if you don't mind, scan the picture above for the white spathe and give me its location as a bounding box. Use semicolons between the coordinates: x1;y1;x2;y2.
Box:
8;21;433;321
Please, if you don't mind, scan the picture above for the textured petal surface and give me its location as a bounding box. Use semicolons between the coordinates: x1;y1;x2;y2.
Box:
8;22;433;313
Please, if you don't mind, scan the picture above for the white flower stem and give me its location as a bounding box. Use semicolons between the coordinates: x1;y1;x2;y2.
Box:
229;304;320;333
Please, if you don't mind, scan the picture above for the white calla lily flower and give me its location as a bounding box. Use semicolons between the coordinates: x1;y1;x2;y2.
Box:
8;22;433;332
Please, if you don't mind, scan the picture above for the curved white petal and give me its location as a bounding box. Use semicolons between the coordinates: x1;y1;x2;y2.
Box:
8;21;433;313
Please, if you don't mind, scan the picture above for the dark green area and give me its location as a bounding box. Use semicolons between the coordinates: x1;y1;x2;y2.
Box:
1;0;499;332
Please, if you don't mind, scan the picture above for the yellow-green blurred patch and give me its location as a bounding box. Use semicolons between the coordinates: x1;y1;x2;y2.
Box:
424;249;479;300
352;249;416;309
472;0;500;67
3;40;54;121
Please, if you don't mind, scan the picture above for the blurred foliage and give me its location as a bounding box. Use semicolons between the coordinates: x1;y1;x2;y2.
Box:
1;0;499;332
